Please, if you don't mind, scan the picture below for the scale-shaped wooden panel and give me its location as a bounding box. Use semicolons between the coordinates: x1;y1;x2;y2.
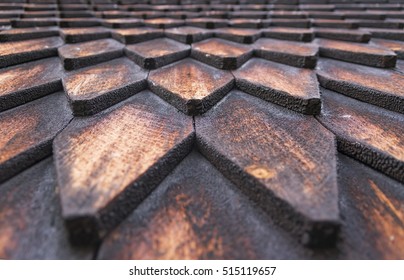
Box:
317;89;404;183
233;58;321;115
195;90;340;247
98;152;310;259
0;92;72;183
54;91;195;244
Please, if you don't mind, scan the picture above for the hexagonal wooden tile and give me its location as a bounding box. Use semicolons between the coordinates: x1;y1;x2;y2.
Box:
60;27;111;43
148;58;234;115
58;39;124;70
196;90;339;247
0;36;63;68
191;38;253;70
98;152;309;260
111;27;164;44
233;58;321;115
0;158;92;259
0;92;72;184
317;89;404;183
0;27;59;42
0;57;64;112
315;39;397;68
316;58;404;114
262;27;314;42
54;91;194;244
125;38;190;69
165;26;213;44
63;57;148;116
254;38;318;68
214;28;262;44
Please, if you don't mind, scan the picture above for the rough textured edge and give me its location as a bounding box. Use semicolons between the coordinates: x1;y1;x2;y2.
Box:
195;132;340;248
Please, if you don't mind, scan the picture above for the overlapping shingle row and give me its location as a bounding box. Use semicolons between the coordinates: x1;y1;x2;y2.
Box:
0;0;403;259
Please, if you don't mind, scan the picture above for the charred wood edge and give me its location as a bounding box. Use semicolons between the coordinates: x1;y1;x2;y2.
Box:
63;132;195;246
0;30;60;42
191;47;253;70
317;74;404;114
0;79;63;112
60;30;111;44
111;31;164;44
148;75;234;116
165;31;212;44
254;48;318;69
0;47;59;69
60;48;124;71
215;32;260;44
235;78;321;115
125;46;190;70
195;133;340;248
318;48;397;69
65;79;148;116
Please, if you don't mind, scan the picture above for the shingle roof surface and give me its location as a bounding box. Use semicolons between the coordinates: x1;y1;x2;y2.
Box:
0;0;403;260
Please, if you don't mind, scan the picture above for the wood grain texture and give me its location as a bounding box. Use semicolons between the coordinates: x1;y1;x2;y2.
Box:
148;58;234;115
316;89;404;183
214;28;261;44
63;57;148;116
315;38;397;68
0;36;63;68
98;152;312;260
363;28;404;41
254;38;318;68
316;58;404;114
59;18;101;28
60;27;111;43
371;38;404;59
54;91;195;245
0;57;64;112
165;26;213;44
125;38;190;69
0;26;59;42
337;154;404;259
191;38;253;70
313;28;371;43
144;18;184;28
233;58;321;115
0;158;93;259
262;27;314;42
195;90;339;247
58;38;124;70
0;91;72;184
111;27;164;44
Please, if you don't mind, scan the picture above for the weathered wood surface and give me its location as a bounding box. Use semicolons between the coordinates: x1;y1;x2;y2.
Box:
165;26;213;44
0;36;63;68
102;19;143;29
316;58;404;114
0;57;64;112
53;91;194;244
125;38;190;69
111;27;164;44
0;27;59;42
60;27;111;43
0;158;93;259
372;38;404;59
316;89;404;183
254;38;318;68
58;38;124;70
262;27;314;42
337;154;404;259
313;28;371;43
144;18;184;29
98;152;311;260
63;57;147;116
214;28;261;44
315;38;397;68
195;90;339;247
0;91;72;183
186;18;228;29
233;58;321;115
148;58;234;115
191;38;253;70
